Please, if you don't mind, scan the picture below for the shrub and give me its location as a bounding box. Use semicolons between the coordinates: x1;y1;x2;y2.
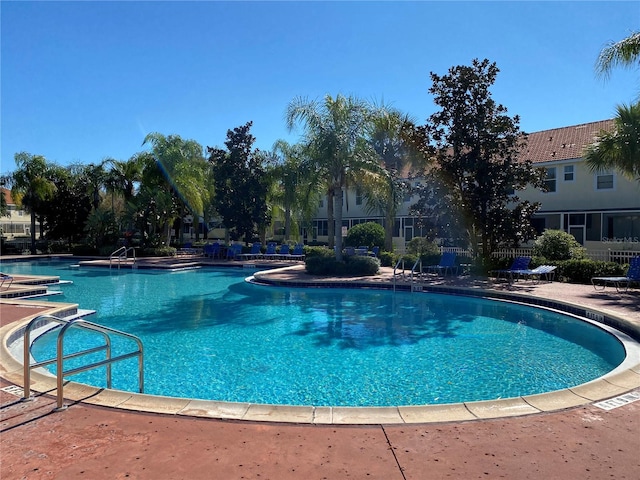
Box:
305;254;380;276
532;229;586;261
378;250;395;267
558;259;625;284
345;222;385;250
303;246;333;259
406;237;440;257
140;246;177;257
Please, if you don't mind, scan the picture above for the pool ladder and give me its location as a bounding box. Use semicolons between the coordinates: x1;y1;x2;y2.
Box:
22;314;144;411
393;258;424;291
109;246;136;269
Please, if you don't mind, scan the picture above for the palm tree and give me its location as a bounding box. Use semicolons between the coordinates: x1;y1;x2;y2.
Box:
10;152;57;254
363;107;421;251
267;140;320;242
584;102;640;181
143;133;210;245
286;94;381;260
596;30;640;79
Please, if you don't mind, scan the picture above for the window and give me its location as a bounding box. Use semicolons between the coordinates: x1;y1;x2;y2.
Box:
563;165;574;181
603;213;640;242
544;167;556;192
596;172;614;190
355;188;363;206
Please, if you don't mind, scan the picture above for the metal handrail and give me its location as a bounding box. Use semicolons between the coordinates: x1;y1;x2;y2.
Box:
22;314;144;411
393;258;405;291
109;246;136;269
410;258;422;283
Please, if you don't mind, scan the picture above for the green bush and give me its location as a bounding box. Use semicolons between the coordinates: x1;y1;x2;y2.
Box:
305;254;380;276
140;246;177;257
532;229;586;261
345;222;385;250
378;250;395;267
558;259;625;284
303;246;333;258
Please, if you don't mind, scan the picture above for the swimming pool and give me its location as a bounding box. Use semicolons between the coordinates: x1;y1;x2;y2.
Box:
3;259;627;407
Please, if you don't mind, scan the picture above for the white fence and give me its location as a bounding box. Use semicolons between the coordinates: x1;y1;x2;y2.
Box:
440;247;639;264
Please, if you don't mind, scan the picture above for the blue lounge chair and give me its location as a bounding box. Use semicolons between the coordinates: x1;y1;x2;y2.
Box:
277;243;290;259
513;265;557;283
490;256;532;281
369;246;380;258
592;256;640;292
1;273;14;290
290;244;305;260
203;242;220;259
424;251;457;276
238;242;262;260
225;244;243;260
264;242;277;259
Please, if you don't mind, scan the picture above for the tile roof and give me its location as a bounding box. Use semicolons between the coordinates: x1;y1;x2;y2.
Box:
520;119;615;164
1;187;15;205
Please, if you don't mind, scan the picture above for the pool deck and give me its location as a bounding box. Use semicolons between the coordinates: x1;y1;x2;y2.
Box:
1;258;639;479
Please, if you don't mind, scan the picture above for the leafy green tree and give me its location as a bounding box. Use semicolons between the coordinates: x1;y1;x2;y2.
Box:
584;102;640;182
10;152;57;254
39;164;92;249
286;94;383;260
409;59;546;266
207;122;270;243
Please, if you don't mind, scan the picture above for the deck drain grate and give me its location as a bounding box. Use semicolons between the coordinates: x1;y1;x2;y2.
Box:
593;391;640;411
1;385;24;397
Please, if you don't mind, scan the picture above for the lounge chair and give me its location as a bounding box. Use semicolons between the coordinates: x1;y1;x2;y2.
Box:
203;242;220;259
592;256;640;292
490;256;532;281
277;243;290;260
369;246;380;258
424;251;457;276
225;244;243;260
512;265;557;283
1;273;14;290
238;242;262;260
290;244;305;260
263;242;277;260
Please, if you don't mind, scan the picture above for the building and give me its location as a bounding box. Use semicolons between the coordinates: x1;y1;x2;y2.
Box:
519;120;639;252
0;187;35;242
309;119;640;253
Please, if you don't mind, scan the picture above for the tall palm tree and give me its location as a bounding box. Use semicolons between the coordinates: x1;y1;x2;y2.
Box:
286;94;381;260
267;140;320;242
10;152;57;254
584;102;640;181
596;30;640;79
590;31;640;182
143;133;210;245
363;107;421;251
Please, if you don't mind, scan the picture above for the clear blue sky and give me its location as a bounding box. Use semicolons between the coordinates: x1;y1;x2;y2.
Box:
1;1;638;176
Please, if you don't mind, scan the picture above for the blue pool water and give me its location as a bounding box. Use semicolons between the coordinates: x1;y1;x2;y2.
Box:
2;259;626;406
